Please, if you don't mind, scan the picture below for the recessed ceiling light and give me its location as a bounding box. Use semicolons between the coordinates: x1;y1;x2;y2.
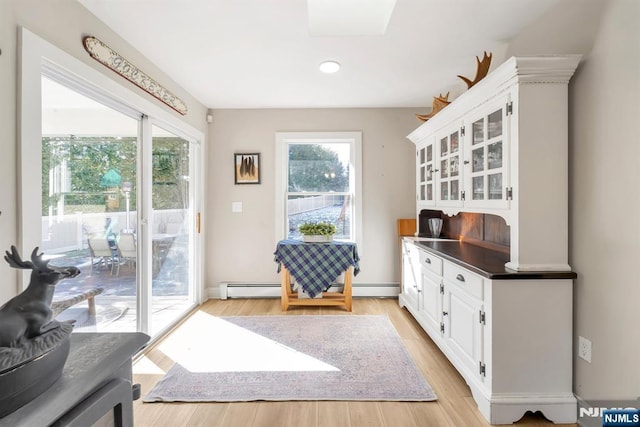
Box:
319;61;340;74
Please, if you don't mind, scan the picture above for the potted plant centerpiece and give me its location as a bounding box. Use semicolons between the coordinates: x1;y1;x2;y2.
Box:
299;221;337;243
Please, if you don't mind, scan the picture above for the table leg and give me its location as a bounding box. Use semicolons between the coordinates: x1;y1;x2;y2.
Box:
281;267;290;311
344;267;353;312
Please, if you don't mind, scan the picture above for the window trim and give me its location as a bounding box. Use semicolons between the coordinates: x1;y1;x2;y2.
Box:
275;131;362;249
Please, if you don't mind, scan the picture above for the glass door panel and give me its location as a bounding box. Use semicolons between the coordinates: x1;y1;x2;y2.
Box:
464;95;509;208
150;125;195;336
41;76;139;332
417;142;435;205
437;128;462;205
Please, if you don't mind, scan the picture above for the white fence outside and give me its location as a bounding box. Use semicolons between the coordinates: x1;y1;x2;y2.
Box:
288;195;343;215
41;209;187;254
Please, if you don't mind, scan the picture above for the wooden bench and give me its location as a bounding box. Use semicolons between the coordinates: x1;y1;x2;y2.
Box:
51;287;104;317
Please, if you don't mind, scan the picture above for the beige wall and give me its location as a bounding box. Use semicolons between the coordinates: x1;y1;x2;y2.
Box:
569;1;640;400
205;108;420;289
0;0;207;303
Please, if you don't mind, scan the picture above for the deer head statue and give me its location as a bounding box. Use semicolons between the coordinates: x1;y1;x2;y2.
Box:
4;246;80;287
0;246;80;347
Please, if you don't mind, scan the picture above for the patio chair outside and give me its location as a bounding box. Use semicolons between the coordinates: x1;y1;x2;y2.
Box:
115;232;137;276
87;234;115;275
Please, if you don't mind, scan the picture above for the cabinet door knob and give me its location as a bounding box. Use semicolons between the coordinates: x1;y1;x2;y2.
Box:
456;274;465;282
442;311;449;316
425;258;431;264
463;160;470;165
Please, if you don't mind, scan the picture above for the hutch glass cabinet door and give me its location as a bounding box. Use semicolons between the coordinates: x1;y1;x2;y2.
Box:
417;138;435;206
436;123;463;207
465;94;510;209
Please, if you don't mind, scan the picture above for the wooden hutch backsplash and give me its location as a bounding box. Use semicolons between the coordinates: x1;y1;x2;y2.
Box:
418;209;510;253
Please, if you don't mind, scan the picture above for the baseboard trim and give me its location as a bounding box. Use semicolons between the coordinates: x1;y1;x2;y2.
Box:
211;282;399;300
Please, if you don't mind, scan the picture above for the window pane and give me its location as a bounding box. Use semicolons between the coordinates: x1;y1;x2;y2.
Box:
472;147;485;172
450;131;459;153
488;141;503;169
450;156;459;177
489;173;502;199
473;119;484;145
440;137;448;156
441;182;449;200
440;159;448;178
451;180;459;200
473;176;484;200
488;109;502;139
287;194;351;240
288;143;350;192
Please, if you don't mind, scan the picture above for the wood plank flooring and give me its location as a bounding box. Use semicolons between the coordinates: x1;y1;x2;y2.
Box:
133;298;577;427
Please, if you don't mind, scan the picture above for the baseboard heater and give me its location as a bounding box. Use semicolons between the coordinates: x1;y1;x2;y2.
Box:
216;282;399;300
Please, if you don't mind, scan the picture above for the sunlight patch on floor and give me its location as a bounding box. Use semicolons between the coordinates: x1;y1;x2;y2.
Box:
157;312;340;373
133;356;166;375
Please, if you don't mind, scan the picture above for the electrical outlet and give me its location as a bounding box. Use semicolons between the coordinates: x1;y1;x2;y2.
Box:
578;336;592;363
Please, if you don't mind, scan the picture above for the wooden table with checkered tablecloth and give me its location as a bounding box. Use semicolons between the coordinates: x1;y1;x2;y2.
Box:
273;239;360;311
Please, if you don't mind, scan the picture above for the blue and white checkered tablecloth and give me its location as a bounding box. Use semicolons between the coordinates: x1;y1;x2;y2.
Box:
274;239;360;298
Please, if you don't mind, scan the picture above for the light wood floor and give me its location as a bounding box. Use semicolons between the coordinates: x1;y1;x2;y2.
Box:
132;298;577;427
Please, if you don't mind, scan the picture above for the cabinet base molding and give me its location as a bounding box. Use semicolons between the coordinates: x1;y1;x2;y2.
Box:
471;391;577;425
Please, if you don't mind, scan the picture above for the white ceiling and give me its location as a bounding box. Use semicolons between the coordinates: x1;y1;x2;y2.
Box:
78;0;561;109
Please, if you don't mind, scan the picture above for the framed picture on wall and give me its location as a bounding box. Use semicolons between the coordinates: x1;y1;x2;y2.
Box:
234;153;261;184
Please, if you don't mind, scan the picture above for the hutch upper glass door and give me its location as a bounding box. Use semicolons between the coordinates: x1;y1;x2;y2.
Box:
465;94;510;209
417;138;436;206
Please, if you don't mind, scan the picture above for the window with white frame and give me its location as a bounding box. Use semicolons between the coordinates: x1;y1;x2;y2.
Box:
275;132;362;246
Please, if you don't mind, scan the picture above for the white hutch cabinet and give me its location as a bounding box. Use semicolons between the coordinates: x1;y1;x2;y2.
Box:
410;55;581;272
401;55;580;425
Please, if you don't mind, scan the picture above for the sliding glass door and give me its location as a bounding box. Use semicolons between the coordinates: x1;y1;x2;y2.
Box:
41;75;140;332
39;74;198;338
149;124;195;335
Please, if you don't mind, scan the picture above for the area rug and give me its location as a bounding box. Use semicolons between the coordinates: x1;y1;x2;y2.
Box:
143;314;436;402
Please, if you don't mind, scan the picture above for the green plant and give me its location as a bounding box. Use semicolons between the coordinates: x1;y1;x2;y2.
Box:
298;221;337;236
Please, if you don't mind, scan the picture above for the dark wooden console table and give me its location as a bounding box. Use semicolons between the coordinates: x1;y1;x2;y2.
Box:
0;332;149;427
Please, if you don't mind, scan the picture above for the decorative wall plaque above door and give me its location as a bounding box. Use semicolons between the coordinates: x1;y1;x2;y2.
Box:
83;36;188;115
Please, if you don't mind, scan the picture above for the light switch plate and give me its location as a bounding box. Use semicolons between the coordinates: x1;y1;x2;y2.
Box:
231;201;243;213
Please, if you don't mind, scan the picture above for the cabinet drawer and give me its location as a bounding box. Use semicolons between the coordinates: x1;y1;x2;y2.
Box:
443;262;483;300
419;250;443;276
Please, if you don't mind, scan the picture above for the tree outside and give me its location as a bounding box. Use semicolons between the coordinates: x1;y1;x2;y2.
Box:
288;143;349;192
41;135;188;216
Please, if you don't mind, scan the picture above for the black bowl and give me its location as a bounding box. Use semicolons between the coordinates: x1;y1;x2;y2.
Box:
0;327;71;418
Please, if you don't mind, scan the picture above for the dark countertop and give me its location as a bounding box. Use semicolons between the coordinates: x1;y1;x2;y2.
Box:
411;239;577;280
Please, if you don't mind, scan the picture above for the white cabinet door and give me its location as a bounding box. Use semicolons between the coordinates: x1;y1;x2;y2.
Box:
416;138;436;207
435;122;464;207
421;268;442;334
464;92;511;209
442;280;484;381
401;241;421;311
